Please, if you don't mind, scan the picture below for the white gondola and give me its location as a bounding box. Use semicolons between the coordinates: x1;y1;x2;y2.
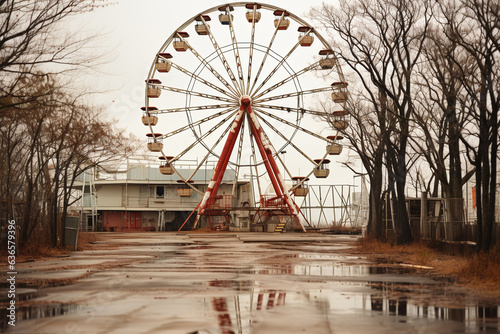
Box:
177;180;194;197
173;32;189;51
313;159;330;178
146;133;163;152
245;3;262;23
146;79;161;98
331;81;348;103
332;110;349;131
195;15;211;35
155;53;172;73
298;26;314;47
319;49;336;69
219;5;234;25
292;176;309;196
326;135;343;155
273;10;290;30
141;106;158;126
159;156;175;175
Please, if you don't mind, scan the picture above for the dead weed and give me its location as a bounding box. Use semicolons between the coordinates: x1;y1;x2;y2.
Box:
356;237;500;292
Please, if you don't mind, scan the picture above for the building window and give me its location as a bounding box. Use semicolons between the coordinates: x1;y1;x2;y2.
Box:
156;186;164;198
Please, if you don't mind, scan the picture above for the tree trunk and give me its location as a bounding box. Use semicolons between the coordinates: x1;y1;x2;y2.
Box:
368;173;384;240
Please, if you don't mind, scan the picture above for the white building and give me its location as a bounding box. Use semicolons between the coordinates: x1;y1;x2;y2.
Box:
73;161;254;232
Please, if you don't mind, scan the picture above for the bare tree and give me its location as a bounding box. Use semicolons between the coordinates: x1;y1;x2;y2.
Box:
410;24;480;241
0;0;111;108
1;73;138;248
311;0;432;244
343;98;386;240
441;0;500;251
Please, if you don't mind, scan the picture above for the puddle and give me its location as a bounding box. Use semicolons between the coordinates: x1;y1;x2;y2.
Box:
8;234;500;333
185;245;218;250
205;280;254;292
15;303;81;321
253;263;411;277
173;288;500;334
0;301;81;332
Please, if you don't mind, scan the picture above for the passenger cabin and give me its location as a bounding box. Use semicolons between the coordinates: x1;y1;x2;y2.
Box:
331;82;348;104
319;49;336;69
159;156;175;175
177;180;194;197
298;26;314;47
173;32;189;52
326;135;343;155
195;15;211;35
219;5;234;25
292;177;309;197
146;79;161;98
332;110;349;131
245;3;262;23
155;53;172;73
141;106;158;126
273;10;290;30
146;133;163;152
313;159;330;178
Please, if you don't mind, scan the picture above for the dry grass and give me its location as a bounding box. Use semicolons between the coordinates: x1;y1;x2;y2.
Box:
356;237;437;267
459;245;500;289
15;235;69;262
76;231;100;251
356;237;500;293
328;222;362;234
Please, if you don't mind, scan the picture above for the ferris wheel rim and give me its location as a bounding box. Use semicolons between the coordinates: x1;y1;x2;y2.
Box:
144;2;343;84
143;2;348;194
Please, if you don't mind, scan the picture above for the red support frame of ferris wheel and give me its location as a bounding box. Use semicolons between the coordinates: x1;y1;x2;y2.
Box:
188;96;306;232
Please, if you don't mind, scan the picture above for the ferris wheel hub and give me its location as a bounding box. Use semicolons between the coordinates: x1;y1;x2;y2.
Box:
240;95;252;107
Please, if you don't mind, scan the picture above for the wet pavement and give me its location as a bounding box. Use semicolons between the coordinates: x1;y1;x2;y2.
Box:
2;232;499;333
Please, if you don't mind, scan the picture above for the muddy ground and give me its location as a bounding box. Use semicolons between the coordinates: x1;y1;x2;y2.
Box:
2;232;499;333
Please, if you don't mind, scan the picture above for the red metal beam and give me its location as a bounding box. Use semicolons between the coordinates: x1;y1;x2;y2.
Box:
198;99;246;215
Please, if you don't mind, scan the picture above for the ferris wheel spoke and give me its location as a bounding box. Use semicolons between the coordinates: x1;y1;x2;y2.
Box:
254;107;330;143
251;28;314;97
246;6;258;95
248;128;263;199
257;113;317;166
155;103;237;114
158;85;235;103
227;11;246;94
184;115;239;182
160;108;235;139
170;62;238;100
200;16;242;95
253;103;330;117
250;114;294;181
252;63;319;100
176;33;240;97
254;86;331;104
172;109;239;161
231;116;246;197
248;12;285;96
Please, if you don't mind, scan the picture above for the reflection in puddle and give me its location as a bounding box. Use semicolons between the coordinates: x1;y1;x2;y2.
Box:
16;303;81;321
195;285;500;334
189;278;500;334
0;301;81;332
292;263;409;277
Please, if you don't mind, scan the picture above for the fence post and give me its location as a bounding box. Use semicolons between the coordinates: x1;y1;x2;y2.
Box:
64;216;79;251
420;191;428;239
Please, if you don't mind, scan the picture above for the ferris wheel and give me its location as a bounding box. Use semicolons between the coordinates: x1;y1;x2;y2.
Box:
141;2;348;231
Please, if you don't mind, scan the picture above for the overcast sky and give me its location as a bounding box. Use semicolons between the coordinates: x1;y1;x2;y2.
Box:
81;0;329;129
